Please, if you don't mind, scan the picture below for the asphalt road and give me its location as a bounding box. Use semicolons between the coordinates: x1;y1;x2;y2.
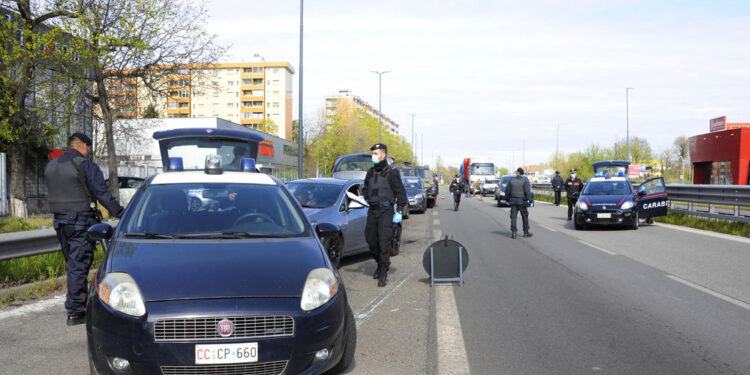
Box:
2;194;750;374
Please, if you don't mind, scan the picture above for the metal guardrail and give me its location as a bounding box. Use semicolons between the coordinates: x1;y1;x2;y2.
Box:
0;220;117;261
532;183;750;223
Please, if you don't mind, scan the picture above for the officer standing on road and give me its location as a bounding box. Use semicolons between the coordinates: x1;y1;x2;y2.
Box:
44;133;124;326
449;175;463;211
505;168;533;238
433;175;439;207
551;171;564;206
363;143;408;287
565;168;584;220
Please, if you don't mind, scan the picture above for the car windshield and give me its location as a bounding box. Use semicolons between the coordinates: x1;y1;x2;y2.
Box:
402;178;422;190
122;183;307;237
485;179;499;184
582;180;633;195
398;167;417;177
471;164;494;175
501;176;513;188
417;168;431;179
332;154;373;174
164;139;253;171
286;182;343;209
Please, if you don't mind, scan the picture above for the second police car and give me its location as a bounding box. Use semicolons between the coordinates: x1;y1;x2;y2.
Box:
573;161;668;230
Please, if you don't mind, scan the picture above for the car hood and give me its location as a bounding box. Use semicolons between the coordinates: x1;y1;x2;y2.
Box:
581;194;632;206
108;238;326;301
406;189;423;197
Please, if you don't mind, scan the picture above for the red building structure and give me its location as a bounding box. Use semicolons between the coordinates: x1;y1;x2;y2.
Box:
689;116;750;185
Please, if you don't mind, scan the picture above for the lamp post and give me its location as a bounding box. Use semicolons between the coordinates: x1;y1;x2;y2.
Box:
370;71;390;143
297;0;304;178
410;114;416;163
626;87;634;161
555;123;560;172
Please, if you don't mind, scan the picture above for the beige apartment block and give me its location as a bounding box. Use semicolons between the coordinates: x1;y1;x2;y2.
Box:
324;89;399;135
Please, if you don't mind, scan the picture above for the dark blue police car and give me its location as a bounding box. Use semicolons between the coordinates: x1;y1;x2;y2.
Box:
85;129;356;374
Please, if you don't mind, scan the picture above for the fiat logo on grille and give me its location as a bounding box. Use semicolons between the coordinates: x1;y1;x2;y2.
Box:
217;319;234;337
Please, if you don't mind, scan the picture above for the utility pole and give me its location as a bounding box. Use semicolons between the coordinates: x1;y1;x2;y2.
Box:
555;123;560;172
410;114;416;163
522;140;525;169
421;133;424;167
297;0;304;178
626;87;634;161
370;71;390;143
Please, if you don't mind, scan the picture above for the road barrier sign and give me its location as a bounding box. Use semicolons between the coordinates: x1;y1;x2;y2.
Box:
423;236;469;287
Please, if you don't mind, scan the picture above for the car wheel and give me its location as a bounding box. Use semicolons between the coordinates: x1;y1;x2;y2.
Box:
326;304;357;374
574;217;583;230
390;224;401;256
631;213;639;230
324;235;343;268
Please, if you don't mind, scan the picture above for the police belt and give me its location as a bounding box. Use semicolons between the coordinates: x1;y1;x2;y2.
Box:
368;201;393;208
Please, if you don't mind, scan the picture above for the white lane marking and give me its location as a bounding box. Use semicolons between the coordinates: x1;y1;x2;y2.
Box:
538;223;558;232
577;239;617;255
433;219;440;226
437;286;471;375
355;274;412;328
0;294;65;320
432;210;439;216
666;275;750;312
653;222;750;245
433;229;442;242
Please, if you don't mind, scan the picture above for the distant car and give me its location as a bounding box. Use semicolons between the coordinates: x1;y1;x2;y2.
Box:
402;176;427;214
494;175;534;207
105;176;145;207
331;153;394;180
286;178;370;267
86;161;356;375
479;178;499;196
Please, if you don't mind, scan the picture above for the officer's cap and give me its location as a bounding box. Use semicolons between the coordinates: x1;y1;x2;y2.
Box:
570;168;577;173
517;167;524;175
555;170;560;174
69;132;92;146
370;143;387;153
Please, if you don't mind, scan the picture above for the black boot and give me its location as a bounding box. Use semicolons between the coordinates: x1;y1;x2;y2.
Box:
67;313;85;326
523;232;533;238
378;269;388;287
511;231;516;239
372;266;381;279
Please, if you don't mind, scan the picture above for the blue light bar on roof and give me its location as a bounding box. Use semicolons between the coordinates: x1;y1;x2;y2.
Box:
168;157;183;171
241;158;257;172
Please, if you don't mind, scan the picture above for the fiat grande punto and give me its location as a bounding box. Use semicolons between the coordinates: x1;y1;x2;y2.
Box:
85;157;356;375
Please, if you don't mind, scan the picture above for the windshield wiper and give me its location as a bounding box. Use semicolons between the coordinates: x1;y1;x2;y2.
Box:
124;232;175;239
222;232;291;238
175;232;244;239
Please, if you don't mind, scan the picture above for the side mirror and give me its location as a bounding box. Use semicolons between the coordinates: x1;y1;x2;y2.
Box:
87;223;113;242
637;190;646;197
348;200;365;209
316;222;339;239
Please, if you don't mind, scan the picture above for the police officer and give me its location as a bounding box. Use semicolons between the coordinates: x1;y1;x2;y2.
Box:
505;168;533;238
44;133;124;325
565;168;584;220
449;175;463;211
363;143;408;287
551;171;564;206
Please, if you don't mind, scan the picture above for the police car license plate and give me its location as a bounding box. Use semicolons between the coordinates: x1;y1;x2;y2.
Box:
597;213;612;219
195;342;258;364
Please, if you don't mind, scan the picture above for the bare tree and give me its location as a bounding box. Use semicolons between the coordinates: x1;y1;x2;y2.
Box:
673;136;690;183
65;0;224;198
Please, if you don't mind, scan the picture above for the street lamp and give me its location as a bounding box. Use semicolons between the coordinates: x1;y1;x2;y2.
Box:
626;87;634;162
410;114;416;163
297;0;304;178
555;123;560;172
371;70;390;143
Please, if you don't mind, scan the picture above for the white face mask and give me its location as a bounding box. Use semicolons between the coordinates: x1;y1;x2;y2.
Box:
571;174;576;179
371;154;380;163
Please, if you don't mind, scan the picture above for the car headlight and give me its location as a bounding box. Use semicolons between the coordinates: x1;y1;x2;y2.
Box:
621;201;634;210
301;268;339;312
415;193;424;199
577;202;588;211
499;191;505;196
98;272;146;317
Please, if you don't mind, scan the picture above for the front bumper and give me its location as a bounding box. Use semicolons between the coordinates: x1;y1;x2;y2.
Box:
87;293;348;375
576;209;636;226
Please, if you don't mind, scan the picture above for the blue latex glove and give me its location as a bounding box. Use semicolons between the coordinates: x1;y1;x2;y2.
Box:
358;195;365;201
506;201;511;206
392;212;402;223
529;202;534;208
450;192;454;196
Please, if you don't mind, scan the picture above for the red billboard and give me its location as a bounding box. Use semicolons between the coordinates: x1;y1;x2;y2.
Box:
710;116;726;132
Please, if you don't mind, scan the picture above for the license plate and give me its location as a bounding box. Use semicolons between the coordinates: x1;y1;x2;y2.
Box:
195;342;258;365
597;213;612;219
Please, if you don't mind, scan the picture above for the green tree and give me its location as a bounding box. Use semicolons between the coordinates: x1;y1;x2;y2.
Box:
142;103;160;118
613;137;654;163
674;136;690;182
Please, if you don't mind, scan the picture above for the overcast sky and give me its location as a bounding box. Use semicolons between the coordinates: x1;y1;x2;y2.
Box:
205;0;750;169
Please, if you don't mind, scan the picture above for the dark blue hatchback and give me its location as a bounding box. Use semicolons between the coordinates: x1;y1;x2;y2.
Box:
85;170;356;375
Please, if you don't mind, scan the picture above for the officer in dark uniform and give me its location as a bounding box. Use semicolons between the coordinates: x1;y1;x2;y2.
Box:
449;175;463;211
363;143;408;287
551;171;564;206
565;168;584;220
505;168;533;238
44;133;124;325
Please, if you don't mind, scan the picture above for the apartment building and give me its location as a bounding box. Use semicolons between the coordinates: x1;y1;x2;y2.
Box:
111;58;295;140
324;89;399;135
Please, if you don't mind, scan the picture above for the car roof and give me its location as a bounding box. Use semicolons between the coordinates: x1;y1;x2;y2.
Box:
287;178;351;185
587;177;629;183
150;171;277;185
403;176;421;181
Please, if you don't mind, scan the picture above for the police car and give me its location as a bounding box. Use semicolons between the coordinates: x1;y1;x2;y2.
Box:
85;129;356;374
573;161;668;230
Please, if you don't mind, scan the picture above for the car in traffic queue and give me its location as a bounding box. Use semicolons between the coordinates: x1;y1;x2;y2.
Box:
392;163;436;209
401;176;427;214
573;160;668;230
494;174;534;207
286;178;391;268
85;127;357;375
478;177;499;197
330;153;394;180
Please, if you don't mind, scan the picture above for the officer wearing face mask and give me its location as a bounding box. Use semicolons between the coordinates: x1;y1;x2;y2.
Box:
44;133;124;326
565;168;584;220
363;143;408;287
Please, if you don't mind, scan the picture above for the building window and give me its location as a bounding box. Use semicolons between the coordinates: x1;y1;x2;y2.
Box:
273;80;279;84
227;81;234;86
212;103;219;110
252;112;263;119
273;68;279;74
178;102;189;109
236;92;239;97
178;68;189;75
213;69;219;76
198;104;205;109
213;90;219;97
253;67;262;73
227;103;233;109
167;102;178;109
273;91;279;95
273;102;279;108
243;68;252;74
253;78;263;85
242;112;252;119
179;91;189;98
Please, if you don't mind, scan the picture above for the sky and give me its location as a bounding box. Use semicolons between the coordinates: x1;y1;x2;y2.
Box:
204;0;750;170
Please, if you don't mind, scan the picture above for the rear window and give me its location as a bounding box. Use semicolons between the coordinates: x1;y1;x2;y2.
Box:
122;183;307;237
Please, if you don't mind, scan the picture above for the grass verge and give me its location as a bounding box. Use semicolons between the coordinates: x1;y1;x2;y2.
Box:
654;213;750;238
0;216;53;233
